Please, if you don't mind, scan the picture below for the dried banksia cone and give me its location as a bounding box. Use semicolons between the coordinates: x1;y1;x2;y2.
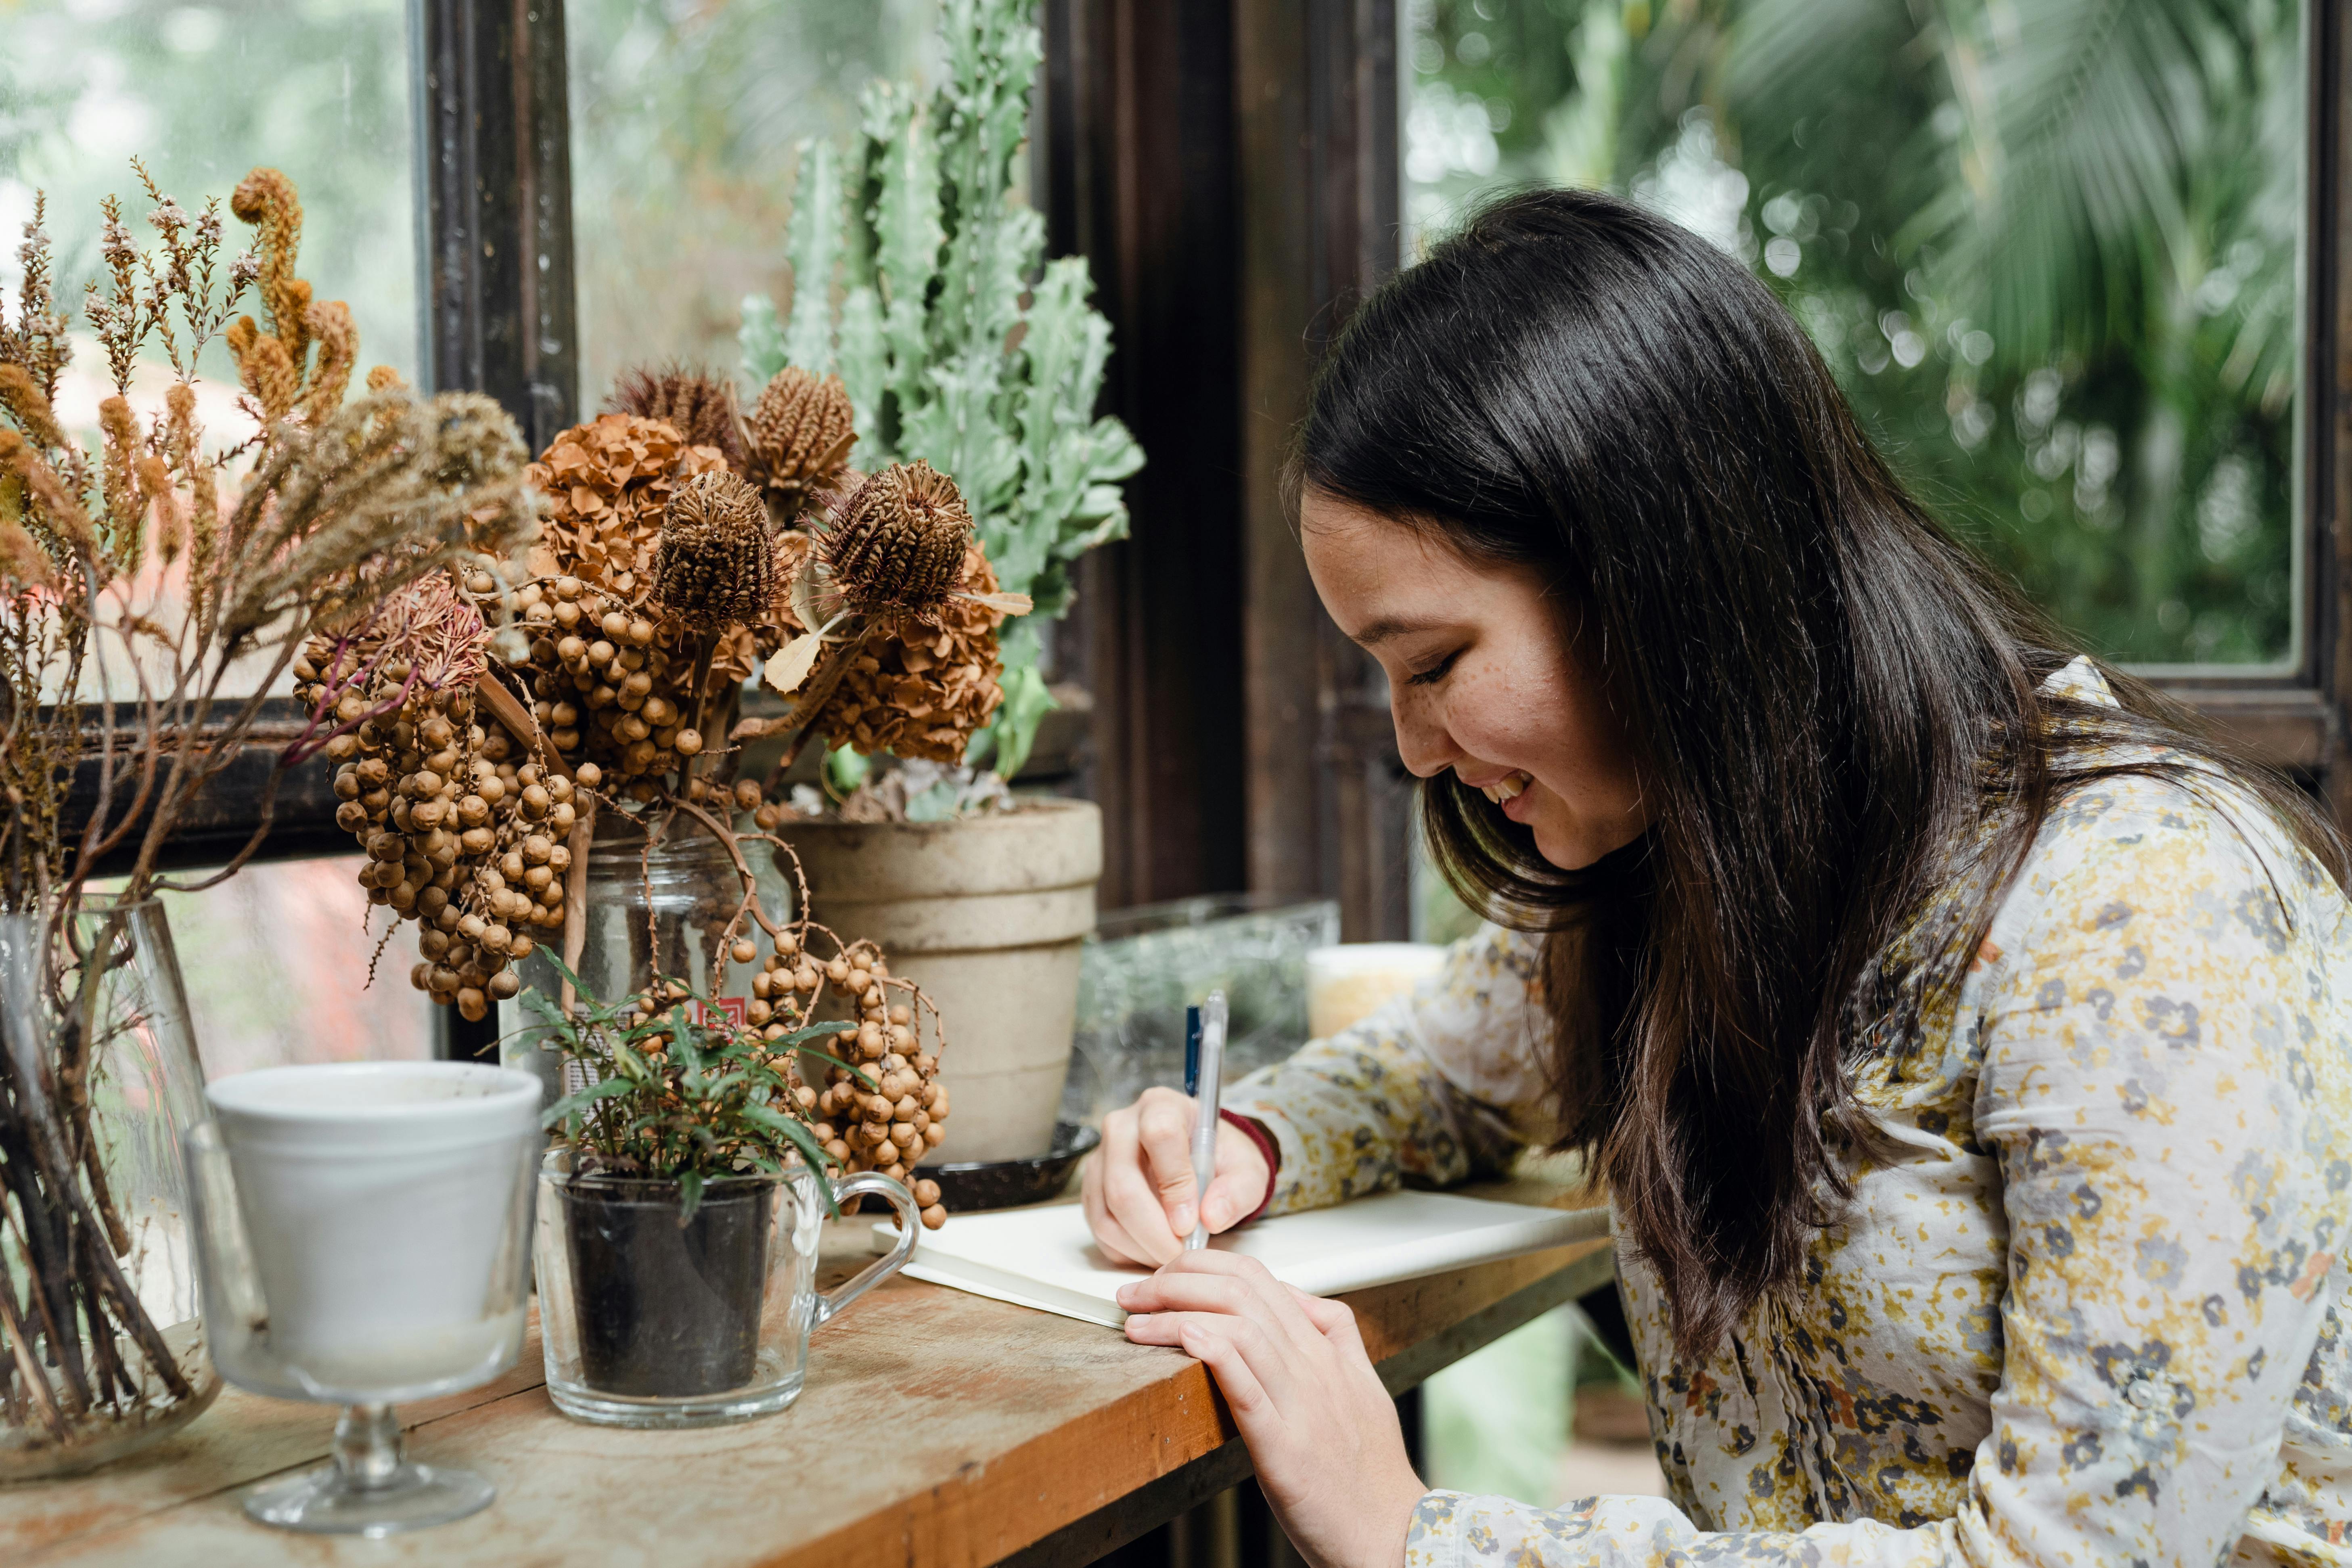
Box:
654;471;774;634
820;461;973;620
607;362;745;470
745;368;854;515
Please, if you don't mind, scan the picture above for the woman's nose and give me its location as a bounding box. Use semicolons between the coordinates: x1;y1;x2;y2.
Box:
1389;704;1455;780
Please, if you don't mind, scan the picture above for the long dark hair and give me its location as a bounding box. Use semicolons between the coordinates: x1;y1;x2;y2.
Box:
1297;188;2346;1356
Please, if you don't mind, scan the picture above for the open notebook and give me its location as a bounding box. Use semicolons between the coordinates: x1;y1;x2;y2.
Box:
877;1190;1612;1328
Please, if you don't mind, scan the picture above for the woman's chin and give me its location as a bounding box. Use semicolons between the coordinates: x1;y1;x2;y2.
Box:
1528;810;1641;873
1532;830;1606;872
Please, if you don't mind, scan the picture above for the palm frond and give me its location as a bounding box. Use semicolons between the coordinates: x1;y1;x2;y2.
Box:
1901;0;2249;367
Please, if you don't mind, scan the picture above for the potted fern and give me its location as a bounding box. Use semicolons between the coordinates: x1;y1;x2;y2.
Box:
526;955;922;1426
734;0;1140;1164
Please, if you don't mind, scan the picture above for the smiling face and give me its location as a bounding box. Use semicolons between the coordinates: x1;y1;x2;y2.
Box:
1300;489;1649;871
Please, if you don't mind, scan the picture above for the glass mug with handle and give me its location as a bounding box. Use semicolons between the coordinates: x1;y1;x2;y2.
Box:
184;1061;542;1537
534;1149;919;1427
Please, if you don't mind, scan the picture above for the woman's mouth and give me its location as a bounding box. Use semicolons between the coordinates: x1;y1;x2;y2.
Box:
1480;772;1534;821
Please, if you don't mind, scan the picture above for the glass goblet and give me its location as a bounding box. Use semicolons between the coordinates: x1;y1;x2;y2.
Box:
183;1062;541;1536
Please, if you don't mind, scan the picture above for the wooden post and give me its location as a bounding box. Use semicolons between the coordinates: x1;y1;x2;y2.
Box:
1236;0;1409;940
1042;0;1249;913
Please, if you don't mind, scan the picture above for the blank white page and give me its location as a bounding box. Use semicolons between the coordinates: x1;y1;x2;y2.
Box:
879;1190;1611;1328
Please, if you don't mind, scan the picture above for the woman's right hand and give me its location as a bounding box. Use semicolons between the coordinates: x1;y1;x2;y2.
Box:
1082;1087;1272;1265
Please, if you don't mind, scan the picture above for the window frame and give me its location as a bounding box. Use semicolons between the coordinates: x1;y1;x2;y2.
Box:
2140;0;2352;809
57;0;2352;956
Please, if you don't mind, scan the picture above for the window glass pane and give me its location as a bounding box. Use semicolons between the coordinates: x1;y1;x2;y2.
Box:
567;0;940;408
2;0;420;402
1404;0;2302;668
2;0;422;697
117;857;435;1076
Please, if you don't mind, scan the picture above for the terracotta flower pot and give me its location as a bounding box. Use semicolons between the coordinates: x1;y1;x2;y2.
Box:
782;800;1102;1163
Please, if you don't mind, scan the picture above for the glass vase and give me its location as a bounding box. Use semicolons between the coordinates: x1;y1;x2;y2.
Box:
508;815;776;1104
0;894;221;1480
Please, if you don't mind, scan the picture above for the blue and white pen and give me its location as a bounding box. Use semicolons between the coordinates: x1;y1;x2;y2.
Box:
1185;990;1228;1251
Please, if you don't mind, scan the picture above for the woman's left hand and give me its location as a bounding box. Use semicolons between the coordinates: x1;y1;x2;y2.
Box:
1117;1252;1427;1568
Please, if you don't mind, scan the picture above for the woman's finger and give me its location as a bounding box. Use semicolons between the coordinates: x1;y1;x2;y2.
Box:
1126;1309;1290;1410
1126;1312;1273;1415
1098;1103;1183;1264
1145;1250;1327;1361
1117;1268;1260;1319
1134;1088;1203;1235
1082;1144;1151;1265
1092;1208;1152;1268
1198;1122;1271;1233
1286;1284;1363;1344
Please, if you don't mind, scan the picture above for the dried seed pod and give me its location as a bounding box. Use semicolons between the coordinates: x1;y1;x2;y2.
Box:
653;470;774;635
605;362;746;469
745;367;855;515
817;461;972;621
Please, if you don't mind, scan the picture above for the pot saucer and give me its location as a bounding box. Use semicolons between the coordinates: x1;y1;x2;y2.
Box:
915;1121;1103;1212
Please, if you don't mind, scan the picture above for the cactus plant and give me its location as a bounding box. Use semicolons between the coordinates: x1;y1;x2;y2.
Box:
739;0;1142;782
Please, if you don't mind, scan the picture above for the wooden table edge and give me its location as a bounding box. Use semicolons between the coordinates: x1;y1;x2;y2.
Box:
11;1214;1615;1568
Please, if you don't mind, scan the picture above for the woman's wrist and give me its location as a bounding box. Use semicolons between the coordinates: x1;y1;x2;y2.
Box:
1219;1110;1280;1224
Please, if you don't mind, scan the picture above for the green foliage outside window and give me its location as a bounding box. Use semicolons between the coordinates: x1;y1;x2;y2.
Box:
1406;0;2301;665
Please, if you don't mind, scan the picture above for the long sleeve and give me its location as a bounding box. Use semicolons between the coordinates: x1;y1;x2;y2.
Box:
1223;924;1562;1217
1405;777;2352;1566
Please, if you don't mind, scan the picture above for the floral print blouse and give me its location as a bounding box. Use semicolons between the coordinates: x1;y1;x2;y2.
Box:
1224;662;2352;1566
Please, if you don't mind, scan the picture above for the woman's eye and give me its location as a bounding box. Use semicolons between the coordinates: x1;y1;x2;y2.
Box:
1406;650;1462;688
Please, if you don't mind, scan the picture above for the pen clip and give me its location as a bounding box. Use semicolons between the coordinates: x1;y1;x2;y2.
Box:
1184;1005;1202;1096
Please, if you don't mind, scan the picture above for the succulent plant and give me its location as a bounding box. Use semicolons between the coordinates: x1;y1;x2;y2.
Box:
739;0;1143;779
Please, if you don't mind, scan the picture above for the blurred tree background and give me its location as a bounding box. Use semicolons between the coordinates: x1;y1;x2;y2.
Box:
0;0;419;390
566;0;940;408
1405;0;2303;666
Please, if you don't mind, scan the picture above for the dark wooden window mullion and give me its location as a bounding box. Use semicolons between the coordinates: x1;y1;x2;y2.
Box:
1044;0;1248;915
2306;0;2352;818
414;0;579;1058
416;0;579;453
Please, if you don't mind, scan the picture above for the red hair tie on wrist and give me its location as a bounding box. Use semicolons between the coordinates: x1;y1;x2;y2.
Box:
1217;1110;1280;1227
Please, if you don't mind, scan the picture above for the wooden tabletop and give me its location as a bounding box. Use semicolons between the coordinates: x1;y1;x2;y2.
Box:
6;1179;1612;1568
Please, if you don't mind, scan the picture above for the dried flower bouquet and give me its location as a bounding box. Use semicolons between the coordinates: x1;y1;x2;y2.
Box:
0;163;535;1466
299;348;1021;1206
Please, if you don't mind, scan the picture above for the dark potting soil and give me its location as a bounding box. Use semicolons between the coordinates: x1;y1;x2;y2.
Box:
561;1179;774;1397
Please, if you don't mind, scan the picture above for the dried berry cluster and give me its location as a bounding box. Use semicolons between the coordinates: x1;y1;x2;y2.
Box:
295;585;581;1022
624;863;952;1227
494;568;714;801
539;920;950;1230
774;941;950;1193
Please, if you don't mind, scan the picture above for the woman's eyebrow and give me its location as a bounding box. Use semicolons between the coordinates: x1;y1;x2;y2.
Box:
1350;615;1450;648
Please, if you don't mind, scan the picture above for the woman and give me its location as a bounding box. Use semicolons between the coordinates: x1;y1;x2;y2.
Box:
1081;188;2352;1568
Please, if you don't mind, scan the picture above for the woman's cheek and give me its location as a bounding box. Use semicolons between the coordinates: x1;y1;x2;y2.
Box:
1445;657;1551;765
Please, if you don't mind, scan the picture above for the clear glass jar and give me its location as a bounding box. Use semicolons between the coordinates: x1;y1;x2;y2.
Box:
0;894;221;1479
533;1149;916;1427
508;816;783;1106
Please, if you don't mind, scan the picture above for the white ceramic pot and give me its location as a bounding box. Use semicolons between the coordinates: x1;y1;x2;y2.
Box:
783;799;1103;1163
203;1062;541;1398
